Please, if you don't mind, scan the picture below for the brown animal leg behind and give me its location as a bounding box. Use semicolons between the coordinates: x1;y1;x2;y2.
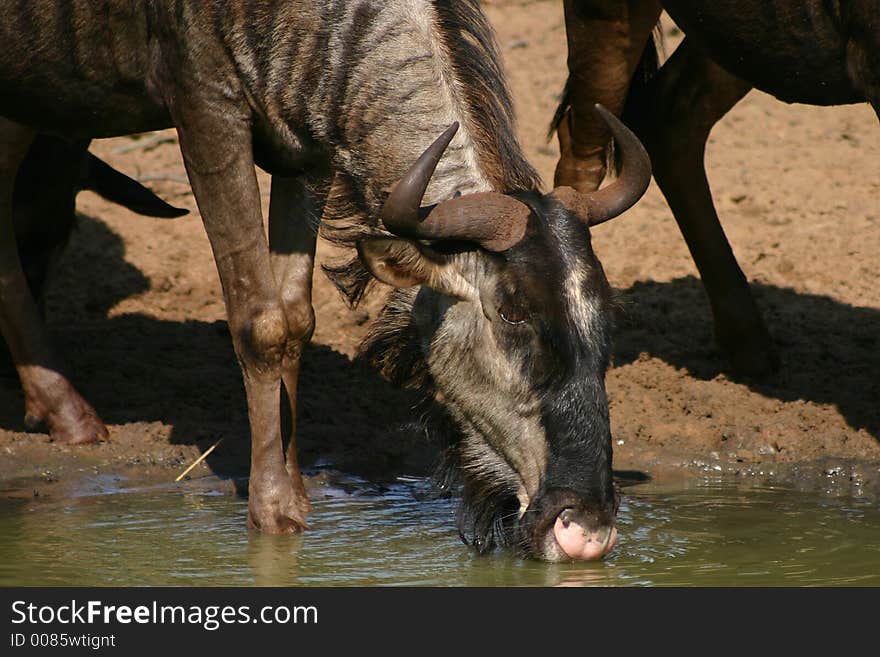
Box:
0;118;108;444
13;136;188;306
554;0;661;191
630;39;779;376
268;174;330;521
844;19;880;121
13;136;90;303
172;105;311;534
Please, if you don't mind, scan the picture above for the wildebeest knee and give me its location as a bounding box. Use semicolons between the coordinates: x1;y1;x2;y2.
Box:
237;305;289;373
280;292;315;343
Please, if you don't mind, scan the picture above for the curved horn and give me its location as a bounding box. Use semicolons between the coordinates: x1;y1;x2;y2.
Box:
553;104;651;226
380;122;460;237
411;192;531;252
380;123;532;252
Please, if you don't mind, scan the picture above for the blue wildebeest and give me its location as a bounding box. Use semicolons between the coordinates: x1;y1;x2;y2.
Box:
0;0;650;561
553;0;879;377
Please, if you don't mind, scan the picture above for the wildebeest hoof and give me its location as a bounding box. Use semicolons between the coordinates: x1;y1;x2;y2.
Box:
52;414;108;445
729;347;780;379
246;486;310;534
246;507;309;534
714;312;780;379
24;392;109;444
721;333;781;379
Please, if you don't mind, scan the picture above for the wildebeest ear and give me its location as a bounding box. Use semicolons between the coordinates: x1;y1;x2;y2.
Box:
357;237;477;300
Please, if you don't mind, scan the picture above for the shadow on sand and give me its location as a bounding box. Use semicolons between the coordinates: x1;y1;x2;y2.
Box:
0;215;435;490
612;276;880;440
1;218;876;493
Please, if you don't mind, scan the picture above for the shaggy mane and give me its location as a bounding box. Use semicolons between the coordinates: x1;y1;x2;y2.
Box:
321;0;540;307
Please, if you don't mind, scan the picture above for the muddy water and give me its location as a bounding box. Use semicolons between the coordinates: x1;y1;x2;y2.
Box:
1;474;878;586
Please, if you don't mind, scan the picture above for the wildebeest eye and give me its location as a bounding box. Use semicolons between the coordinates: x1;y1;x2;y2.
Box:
498;301;529;325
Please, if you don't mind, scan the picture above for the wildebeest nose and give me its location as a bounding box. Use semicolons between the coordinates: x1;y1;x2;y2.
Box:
553;507;617;561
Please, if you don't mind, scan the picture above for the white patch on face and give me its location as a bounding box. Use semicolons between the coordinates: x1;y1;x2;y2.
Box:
564;264;600;347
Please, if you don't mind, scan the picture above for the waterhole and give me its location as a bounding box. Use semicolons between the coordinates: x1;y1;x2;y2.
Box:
1;473;877;586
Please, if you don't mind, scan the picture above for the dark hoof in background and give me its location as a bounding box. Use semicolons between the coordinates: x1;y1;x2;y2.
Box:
723;336;781;379
715;317;781;379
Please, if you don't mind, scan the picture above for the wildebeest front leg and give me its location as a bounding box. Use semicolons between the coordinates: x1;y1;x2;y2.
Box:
0;118;108;444
630;40;779;376
554;0;661;191
174;116;307;533
268;174;330;520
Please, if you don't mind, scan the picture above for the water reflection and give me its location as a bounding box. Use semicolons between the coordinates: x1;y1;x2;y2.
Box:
246;533;303;586
0;476;878;586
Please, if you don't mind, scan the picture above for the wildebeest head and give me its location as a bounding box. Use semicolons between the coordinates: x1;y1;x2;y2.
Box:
357;106;650;562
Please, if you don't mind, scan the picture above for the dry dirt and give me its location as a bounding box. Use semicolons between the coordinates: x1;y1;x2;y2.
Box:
2;2;878;502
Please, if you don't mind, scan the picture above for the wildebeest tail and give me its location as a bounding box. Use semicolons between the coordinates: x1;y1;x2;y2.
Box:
82;154;188;218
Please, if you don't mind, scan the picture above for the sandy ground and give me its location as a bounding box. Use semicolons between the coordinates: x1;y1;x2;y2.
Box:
1;2;878;501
